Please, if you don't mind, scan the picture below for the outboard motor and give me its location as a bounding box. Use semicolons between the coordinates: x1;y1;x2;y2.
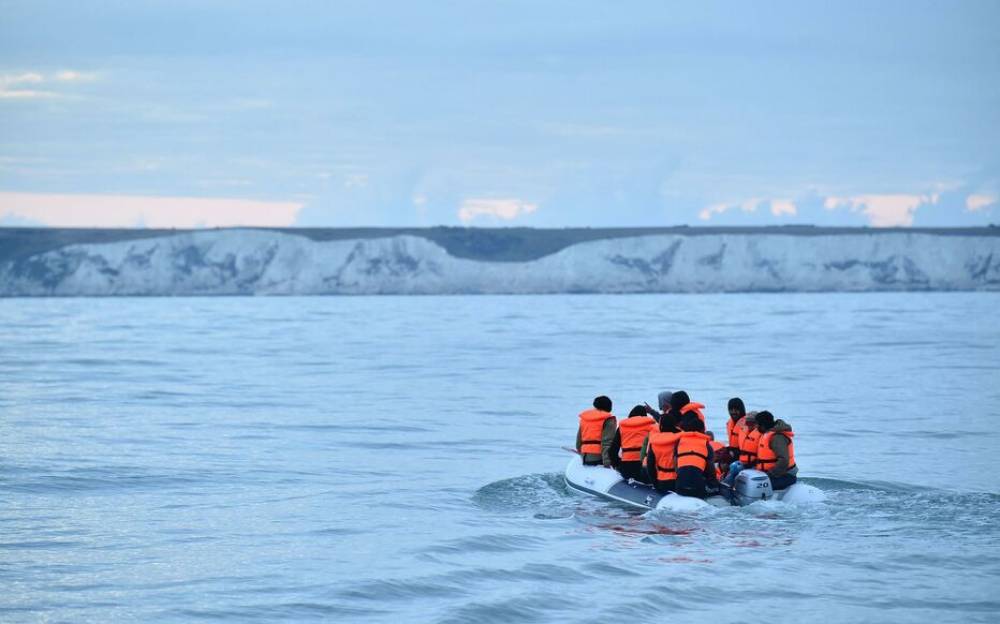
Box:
732;469;774;506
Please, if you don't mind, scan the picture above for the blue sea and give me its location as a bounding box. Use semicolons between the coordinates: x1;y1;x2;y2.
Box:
2;293;999;623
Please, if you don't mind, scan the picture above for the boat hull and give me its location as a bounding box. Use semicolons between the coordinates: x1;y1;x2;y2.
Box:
564;456;823;510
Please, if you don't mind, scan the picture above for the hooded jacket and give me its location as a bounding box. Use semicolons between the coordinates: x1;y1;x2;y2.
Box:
762;419;798;478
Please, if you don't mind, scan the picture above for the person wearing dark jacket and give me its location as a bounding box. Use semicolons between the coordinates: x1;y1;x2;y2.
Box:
644;411;680;493
673;413;719;499
609;405;657;482
576;395;618;466
754;410;799;490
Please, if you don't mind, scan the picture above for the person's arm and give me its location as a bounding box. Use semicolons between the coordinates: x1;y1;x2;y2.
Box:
768;435;790;477
644;403;661;423
639;433;650;463
575;426;582;454
600;417;617;467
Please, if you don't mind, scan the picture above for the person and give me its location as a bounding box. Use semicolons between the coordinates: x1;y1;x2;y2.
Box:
725;397;747;451
705;431;726;481
643;390;673;423
609;405;658;482
722;411;759;486
644;411;681;494
737;411;760;467
670;390;706;426
755;411;798;490
673;413;719;499
576;395;617;467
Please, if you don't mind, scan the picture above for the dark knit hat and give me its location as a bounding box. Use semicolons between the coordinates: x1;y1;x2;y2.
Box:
680;413;704;432
659;410;677;432
629;404;646;418
593;395;612;412
756;410;775;431
670;390;691;414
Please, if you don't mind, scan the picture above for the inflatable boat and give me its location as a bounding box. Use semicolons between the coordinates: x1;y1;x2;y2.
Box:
564;455;825;510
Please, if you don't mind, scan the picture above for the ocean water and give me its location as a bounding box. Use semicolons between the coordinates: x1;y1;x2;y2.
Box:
1;293;999;623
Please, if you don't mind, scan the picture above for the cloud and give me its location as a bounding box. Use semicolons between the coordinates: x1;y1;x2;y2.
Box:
0;192;303;228
770;199;797;217
54;70;98;83
0;70;98;100
824;193;939;227
698;202;730;221
698;197;768;221
966;193;998;212
457;198;537;224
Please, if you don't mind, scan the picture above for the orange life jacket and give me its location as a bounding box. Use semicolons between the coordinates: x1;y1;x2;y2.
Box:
618;415;657;462
757;430;796;473
679;402;706;425
578;409;614;455
726;416;747;448
674;431;712;472
648;432;680;481
739;427;761;465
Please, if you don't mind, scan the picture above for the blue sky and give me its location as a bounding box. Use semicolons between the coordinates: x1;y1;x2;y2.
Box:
1;1;998;228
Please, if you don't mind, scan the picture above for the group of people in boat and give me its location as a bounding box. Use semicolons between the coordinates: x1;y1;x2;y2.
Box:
575;391;798;499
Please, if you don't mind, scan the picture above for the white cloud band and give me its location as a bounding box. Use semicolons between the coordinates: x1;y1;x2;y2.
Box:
0;192;304;228
458;198;537;224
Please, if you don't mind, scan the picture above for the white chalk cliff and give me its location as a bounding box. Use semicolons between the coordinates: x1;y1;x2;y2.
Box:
1;229;998;295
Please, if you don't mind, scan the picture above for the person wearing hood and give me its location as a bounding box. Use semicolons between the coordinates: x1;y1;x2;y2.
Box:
644;411;681;494
725;397;748;451
673;413;719;498
576;395;618;467
643;390;673;423
754;411;798;490
609;405;657;482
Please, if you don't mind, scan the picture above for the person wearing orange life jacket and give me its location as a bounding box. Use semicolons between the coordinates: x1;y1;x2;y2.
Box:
725;397;747;451
644;411;681;494
575;395;618;467
673;414;720;499
669;390;706;426
705;431;726;481
722;411;759;486
608;405;657;482
754;411;798;490
738;411;761;466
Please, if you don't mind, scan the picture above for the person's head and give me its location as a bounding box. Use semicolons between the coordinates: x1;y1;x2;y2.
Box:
593;395;612;412
628;404;646;418
680;413;704;432
669;390;690;415
659;411;677;432
727;397;746;421
657;390;673;411
745;411;758;430
755;410;775;432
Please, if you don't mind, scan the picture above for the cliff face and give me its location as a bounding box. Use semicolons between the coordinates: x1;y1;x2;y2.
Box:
1;229;998;295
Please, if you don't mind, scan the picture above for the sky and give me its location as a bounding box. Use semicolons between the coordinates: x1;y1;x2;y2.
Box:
1;1;998;229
